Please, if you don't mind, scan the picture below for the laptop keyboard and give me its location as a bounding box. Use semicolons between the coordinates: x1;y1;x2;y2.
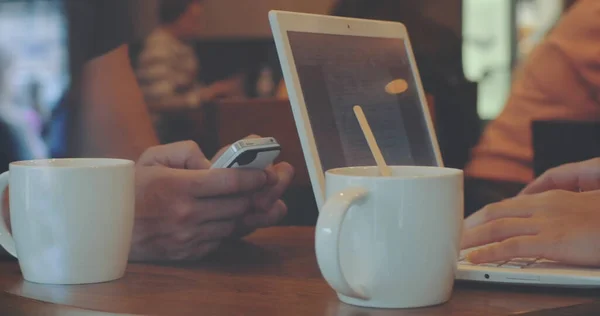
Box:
458;248;573;270
459;254;540;269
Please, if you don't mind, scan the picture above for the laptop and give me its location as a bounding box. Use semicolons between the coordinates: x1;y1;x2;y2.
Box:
269;10;600;288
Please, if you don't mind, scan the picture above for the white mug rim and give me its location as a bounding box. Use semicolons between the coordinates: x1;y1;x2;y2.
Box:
325;165;463;181
9;158;134;169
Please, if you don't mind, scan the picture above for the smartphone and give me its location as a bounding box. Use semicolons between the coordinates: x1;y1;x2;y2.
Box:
210;137;281;169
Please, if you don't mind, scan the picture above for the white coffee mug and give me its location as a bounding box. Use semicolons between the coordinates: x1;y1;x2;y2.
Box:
0;158;135;284
315;166;463;308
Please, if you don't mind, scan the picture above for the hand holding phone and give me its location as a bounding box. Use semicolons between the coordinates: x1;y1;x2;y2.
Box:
210;137;281;169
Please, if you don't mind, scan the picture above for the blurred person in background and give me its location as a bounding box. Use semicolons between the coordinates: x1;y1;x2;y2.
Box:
1;0;294;262
135;0;245;142
464;0;600;215
0;51;46;174
0;50;21;173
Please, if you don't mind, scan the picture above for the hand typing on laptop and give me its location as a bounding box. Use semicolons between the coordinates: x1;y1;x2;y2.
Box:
462;158;600;267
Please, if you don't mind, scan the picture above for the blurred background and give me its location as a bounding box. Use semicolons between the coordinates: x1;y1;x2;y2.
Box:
0;0;579;224
0;0;574;130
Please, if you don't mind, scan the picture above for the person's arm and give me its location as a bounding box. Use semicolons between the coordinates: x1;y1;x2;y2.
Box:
142;82;202;111
135;36;204;111
142;78;244;111
138;66;243;111
70;45;159;159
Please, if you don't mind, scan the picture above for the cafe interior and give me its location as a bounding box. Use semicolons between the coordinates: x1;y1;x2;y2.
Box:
5;0;600;314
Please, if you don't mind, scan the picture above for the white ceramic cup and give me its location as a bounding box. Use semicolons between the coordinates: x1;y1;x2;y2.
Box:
0;158;135;284
315;166;463;308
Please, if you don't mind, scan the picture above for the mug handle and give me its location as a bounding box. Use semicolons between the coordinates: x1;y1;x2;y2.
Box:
0;171;16;257
315;187;370;300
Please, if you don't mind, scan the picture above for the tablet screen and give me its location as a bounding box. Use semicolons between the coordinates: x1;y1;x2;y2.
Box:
287;31;438;173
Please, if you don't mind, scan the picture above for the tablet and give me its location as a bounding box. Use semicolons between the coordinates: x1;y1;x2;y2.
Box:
269;10;442;208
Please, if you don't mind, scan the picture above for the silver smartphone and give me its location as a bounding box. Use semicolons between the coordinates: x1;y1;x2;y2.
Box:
210;137;281;169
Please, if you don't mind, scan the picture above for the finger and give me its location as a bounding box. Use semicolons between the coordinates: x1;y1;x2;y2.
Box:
164;221;236;261
186;241;222;261
135;220;235;262
173;221;236;245
232;200;287;238
167;240;222;261
577;172;600;193
464;197;537;230
520;165;579;195
520;159;600;194
461;218;540;250
243;200;287;229
466;236;546;264
138;141;210;169
194;220;237;241
137;194;251;245
254;163;294;212
181;168;268;197
211;146;230;164
264;165;279;186
188;196;252;223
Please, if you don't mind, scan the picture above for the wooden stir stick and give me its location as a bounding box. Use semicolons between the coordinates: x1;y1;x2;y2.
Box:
353;105;393;177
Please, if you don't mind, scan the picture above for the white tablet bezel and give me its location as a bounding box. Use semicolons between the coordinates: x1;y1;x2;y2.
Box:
269;10;443;209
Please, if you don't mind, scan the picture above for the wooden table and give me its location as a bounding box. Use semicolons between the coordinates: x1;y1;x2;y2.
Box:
0;227;599;315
